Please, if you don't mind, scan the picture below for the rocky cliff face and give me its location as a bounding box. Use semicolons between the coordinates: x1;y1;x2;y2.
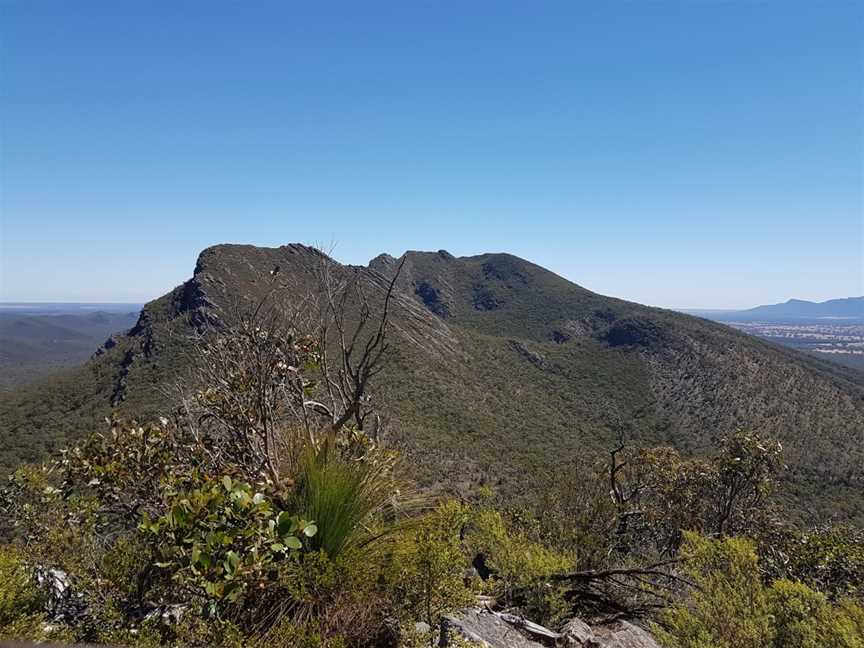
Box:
2;243;863;519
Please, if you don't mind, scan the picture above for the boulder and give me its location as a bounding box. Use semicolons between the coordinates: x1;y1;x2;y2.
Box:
441;609;662;648
441;608;555;647
560;617;596;645
590;620;661;648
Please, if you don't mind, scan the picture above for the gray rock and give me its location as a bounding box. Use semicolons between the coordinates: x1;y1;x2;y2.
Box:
34;567;85;622
590;620;661;648
560;617;597;645
442;609;662;648
441;608;553;647
145;603;188;625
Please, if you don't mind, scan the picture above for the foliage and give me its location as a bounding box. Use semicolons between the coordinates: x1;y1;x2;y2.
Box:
0;417;418;646
758;522;864;601
0;546;48;641
252;617;348;648
526;430;783;569
291;436;407;559
624;431;782;555
389;501;475;642
654;533;773;648
273;549;389;645
654;532;864;648
140;475;315;607
468;507;573;625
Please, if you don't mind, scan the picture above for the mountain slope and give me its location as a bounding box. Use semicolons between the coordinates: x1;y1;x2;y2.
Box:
2;244;863;520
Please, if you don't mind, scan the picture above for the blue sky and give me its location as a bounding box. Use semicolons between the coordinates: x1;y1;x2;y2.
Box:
1;1;861;308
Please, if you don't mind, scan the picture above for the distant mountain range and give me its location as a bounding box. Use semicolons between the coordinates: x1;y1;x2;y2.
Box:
1;246;862;522
685;297;864;322
0;305;139;390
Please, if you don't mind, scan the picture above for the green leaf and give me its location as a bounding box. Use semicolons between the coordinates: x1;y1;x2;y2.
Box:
284;536;302;550
303;523;318;538
270;543;285;552
225;550;240;574
222;476;233;491
276;511;295;536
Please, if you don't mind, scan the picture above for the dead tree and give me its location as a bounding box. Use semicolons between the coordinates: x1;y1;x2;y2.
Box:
544;560;692;619
178;251;406;486
311;253;406;438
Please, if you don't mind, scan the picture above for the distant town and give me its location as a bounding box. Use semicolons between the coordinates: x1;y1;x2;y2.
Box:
720;320;864;370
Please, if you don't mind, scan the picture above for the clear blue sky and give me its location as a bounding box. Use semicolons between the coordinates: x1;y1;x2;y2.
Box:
1;1;862;308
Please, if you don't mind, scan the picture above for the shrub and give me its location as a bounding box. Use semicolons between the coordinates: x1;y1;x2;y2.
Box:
468;507;573;625
654;533;864;648
274;549;390;645
654;533;773;648
141;475;315;607
291;438;407;559
0;546;47;641
389;501;475;642
759;523;864;601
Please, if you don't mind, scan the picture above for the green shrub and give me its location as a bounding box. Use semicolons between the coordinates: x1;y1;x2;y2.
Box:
251;616;348;648
274;548;390;645
0;546;46;640
655;533;864;648
468;507;572;625
766;580;863;648
292;438;409;559
768;579;832;648
389;501;475;642
759;523;864;600
654;533;773;648
140;475;315;606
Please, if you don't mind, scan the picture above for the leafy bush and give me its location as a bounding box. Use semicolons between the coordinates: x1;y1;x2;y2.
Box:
626;431;782;556
0;546;48;641
389;501;475;640
654;532;864;648
141;475;315;606
467;507;573;625
759;523;864;601
0;419;465;646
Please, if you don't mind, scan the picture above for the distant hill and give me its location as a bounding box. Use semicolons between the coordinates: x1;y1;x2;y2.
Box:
681;298;864;374
713;297;864;322
2;246;863;522
0;305;139;390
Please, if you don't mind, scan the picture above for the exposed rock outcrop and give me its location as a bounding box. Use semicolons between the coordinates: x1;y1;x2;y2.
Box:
441;608;662;648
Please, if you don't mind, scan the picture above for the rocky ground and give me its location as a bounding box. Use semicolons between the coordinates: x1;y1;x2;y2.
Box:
442;607;660;648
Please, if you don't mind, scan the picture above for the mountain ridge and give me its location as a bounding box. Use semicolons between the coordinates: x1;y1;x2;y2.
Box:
706;296;864;321
2;243;863;521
